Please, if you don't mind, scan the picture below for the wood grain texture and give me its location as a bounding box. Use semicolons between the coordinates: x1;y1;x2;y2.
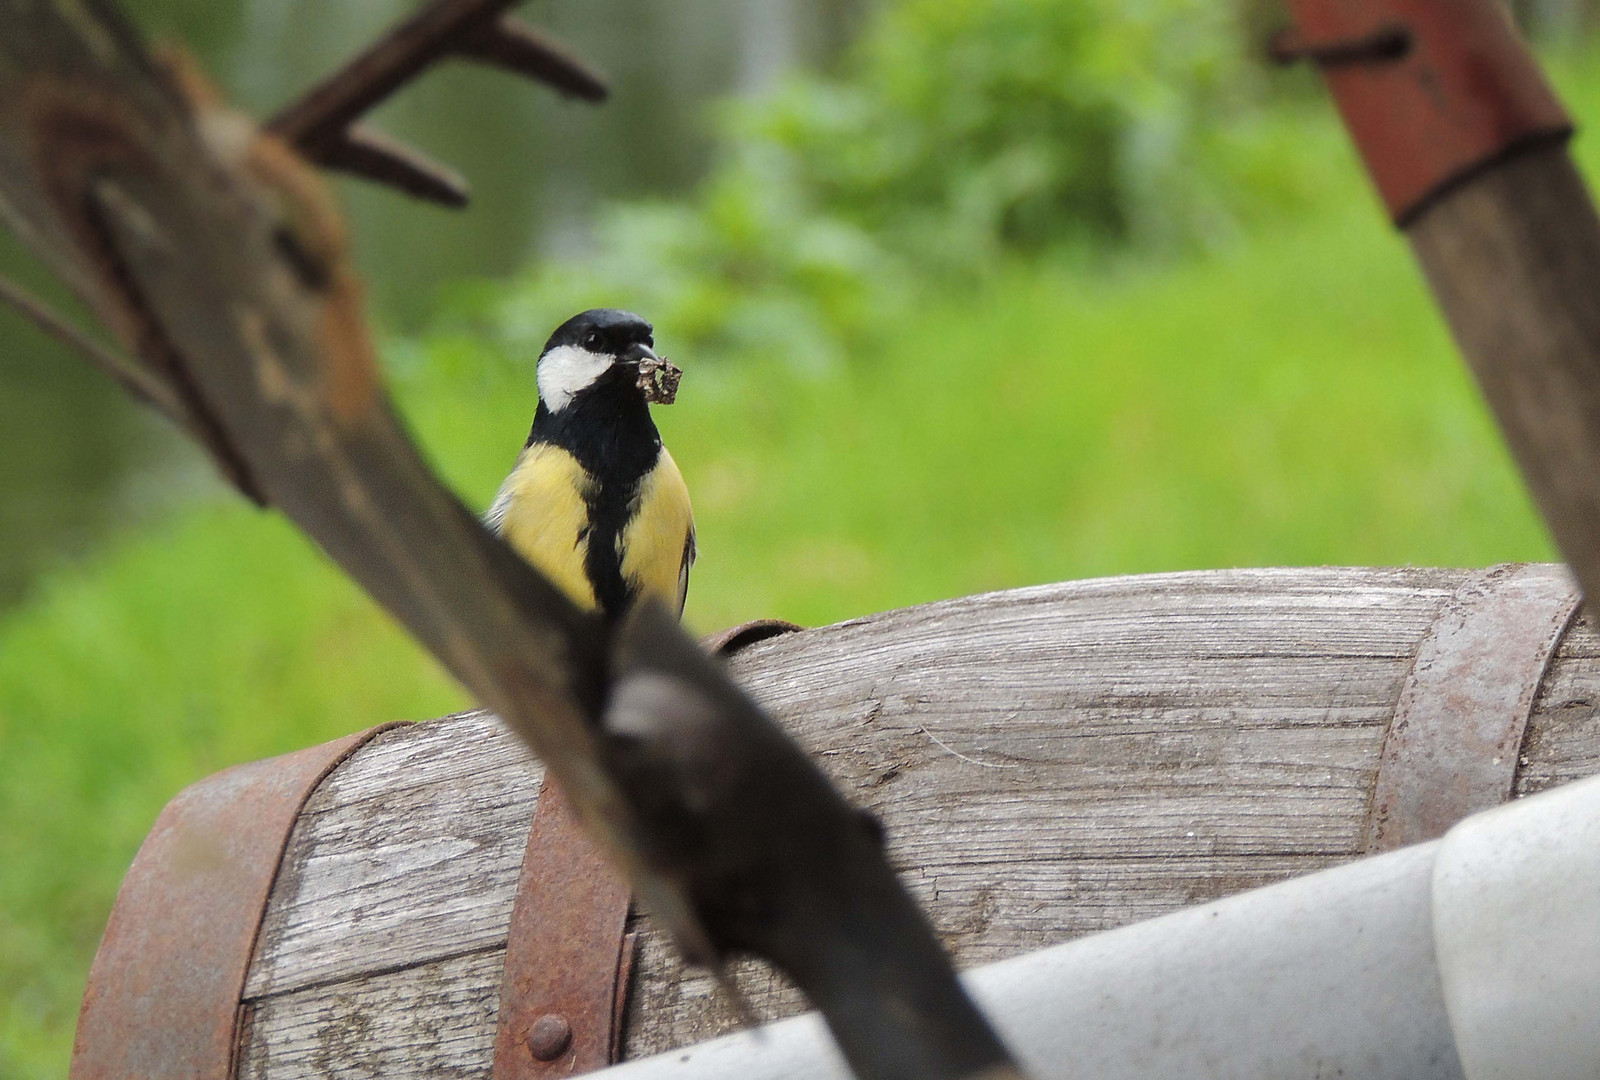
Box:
1518;611;1600;795
244;712;542;1000
236;566;1600;1078
239;949;504;1080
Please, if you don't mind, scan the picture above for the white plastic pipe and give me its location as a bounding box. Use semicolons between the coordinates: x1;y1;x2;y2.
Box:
600;773;1600;1080
1433;774;1600;1080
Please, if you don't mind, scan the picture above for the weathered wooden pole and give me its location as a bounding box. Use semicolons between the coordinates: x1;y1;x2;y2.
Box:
1281;0;1600;611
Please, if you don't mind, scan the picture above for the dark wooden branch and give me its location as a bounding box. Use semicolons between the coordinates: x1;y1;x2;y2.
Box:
267;0;606;206
0;5;1022;1078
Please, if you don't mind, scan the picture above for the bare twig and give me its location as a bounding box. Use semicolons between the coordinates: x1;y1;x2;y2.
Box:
268;0;606;205
0;274;184;418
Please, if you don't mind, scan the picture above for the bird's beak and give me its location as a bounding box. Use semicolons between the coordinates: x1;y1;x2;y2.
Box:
619;342;658;372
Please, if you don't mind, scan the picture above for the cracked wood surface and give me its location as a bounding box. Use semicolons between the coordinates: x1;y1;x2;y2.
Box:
236;567;1600;1078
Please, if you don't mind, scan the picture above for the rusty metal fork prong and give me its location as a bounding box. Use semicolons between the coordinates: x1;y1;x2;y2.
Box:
322;124;470;206
268;0;607;206
459;15;608;101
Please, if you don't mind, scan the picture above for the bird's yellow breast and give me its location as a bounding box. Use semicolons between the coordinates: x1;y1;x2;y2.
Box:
494;443;598;610
492;443;694;616
621;447;694;610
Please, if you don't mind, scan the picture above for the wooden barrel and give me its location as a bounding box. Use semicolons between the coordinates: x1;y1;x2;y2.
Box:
72;566;1600;1079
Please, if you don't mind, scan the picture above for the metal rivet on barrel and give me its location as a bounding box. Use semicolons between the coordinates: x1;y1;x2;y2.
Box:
492;778;634;1079
527;1014;573;1061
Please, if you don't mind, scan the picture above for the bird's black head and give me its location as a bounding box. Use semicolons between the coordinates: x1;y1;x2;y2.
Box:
537;309;657;414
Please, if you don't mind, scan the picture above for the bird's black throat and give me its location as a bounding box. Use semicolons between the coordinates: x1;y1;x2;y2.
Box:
527;375;662;619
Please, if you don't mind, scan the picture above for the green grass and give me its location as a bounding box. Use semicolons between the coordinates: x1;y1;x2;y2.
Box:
0;508;465;1073
14;55;1600;1077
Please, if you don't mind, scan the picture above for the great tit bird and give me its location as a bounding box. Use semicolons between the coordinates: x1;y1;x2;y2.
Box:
487;309;695;620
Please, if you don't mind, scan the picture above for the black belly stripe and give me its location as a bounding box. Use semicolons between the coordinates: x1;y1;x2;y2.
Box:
582;471;646;618
527;374;663;620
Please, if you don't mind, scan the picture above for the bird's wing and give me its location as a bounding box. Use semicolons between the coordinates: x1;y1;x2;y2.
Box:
483;449;523;532
677;523;696;617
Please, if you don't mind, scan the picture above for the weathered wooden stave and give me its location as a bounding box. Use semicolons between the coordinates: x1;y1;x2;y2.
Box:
221;566;1600;1078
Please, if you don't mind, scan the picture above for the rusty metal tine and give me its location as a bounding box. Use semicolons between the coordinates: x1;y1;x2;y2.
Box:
269;0;606;161
269;0;521;155
320;124;470;207
459;15;608;101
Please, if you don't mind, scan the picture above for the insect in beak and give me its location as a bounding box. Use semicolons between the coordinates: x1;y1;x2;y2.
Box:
630;345;682;405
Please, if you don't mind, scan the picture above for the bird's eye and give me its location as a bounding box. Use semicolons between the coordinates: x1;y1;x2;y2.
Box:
584;331;602;350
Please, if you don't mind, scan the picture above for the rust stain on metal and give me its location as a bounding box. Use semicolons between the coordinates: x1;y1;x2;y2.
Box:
1282;0;1572;224
702;618;804;658
69;722;407;1080
1365;563;1580;852
493;778;635;1078
609;929;638;1061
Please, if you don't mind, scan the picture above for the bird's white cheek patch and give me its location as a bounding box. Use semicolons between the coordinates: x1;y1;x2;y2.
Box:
538;345;613;412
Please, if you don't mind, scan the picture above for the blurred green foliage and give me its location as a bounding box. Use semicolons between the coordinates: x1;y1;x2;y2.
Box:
748;0;1278;253
492;0;1318;370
